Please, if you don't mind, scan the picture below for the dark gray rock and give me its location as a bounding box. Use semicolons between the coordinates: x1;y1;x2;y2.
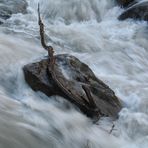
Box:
23;54;122;120
23;58;62;97
118;1;148;21
0;0;27;23
116;0;136;8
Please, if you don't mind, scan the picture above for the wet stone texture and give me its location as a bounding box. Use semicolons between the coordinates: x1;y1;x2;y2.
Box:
118;1;148;21
23;54;122;120
116;0;136;8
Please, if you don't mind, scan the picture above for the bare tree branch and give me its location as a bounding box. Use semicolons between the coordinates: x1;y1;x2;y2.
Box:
38;3;54;61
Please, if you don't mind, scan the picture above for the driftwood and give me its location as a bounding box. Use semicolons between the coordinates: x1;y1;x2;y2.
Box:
23;4;122;120
38;4;55;65
37;4;101;117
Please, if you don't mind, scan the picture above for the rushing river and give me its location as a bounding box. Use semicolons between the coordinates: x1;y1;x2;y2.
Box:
0;0;148;148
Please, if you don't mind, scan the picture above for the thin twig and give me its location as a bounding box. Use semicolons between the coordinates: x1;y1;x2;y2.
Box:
109;123;115;134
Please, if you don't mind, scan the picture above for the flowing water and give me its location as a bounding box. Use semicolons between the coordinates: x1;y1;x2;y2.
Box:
0;0;148;147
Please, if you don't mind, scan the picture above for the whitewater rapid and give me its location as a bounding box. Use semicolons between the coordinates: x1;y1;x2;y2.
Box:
0;0;148;148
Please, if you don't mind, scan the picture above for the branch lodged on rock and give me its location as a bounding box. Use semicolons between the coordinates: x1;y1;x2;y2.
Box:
23;4;122;121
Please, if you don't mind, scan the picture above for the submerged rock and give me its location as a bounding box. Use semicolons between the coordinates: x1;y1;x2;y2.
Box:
118;1;148;21
116;0;136;8
23;54;122;120
0;0;27;23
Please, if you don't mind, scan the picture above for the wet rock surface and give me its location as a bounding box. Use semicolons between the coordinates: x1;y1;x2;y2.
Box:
0;0;27;23
23;58;62;97
116;0;136;8
23;54;122;120
118;1;148;21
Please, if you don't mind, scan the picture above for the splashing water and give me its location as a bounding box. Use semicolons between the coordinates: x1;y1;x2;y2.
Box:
0;0;148;148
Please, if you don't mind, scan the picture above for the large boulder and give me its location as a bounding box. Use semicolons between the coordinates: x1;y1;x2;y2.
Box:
0;0;27;24
118;1;148;21
116;0;136;8
23;54;122;120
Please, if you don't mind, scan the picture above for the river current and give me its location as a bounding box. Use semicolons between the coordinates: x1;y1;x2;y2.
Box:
0;0;148;148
